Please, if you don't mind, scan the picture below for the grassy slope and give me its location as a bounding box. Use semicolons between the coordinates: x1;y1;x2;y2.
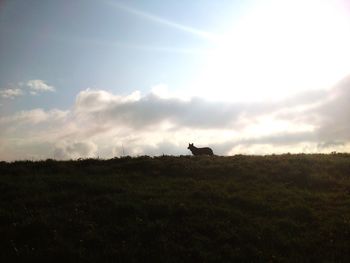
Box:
0;155;350;262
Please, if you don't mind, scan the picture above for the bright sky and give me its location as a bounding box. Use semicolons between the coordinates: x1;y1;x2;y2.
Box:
1;0;350;160
192;0;350;101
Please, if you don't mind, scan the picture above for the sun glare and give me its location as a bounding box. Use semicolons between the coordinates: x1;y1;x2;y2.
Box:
190;0;350;102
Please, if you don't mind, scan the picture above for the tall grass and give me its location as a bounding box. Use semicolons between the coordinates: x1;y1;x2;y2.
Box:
0;154;349;262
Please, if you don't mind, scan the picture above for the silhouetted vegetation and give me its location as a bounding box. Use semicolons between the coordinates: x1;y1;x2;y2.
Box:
1;154;350;262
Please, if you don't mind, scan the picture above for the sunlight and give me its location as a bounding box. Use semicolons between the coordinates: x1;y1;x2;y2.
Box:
190;0;350;102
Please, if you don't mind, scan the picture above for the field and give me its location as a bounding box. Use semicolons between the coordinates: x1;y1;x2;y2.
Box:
1;154;350;262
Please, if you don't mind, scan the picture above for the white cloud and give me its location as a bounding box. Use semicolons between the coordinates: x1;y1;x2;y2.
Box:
0;108;68;126
0;88;24;99
0;80;56;100
74;88;140;113
26;80;55;93
1;80;350;161
53;141;98;160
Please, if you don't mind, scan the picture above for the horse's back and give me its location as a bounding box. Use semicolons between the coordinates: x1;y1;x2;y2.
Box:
199;147;213;156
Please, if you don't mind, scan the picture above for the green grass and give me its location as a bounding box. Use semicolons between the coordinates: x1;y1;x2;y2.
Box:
0;154;350;262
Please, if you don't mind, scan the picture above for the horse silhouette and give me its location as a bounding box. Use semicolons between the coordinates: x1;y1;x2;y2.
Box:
187;143;213;156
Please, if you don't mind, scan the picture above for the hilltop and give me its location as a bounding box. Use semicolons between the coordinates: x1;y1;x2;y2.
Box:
1;154;350;262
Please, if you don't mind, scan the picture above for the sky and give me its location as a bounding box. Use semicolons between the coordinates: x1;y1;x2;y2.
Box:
1;0;350;160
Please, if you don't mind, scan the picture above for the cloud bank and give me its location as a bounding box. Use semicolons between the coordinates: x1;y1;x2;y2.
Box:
1;77;350;160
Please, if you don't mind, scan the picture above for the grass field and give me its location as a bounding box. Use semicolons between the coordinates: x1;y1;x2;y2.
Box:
0;154;350;262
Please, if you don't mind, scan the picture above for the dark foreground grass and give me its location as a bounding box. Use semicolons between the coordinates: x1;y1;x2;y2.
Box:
0;154;350;262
